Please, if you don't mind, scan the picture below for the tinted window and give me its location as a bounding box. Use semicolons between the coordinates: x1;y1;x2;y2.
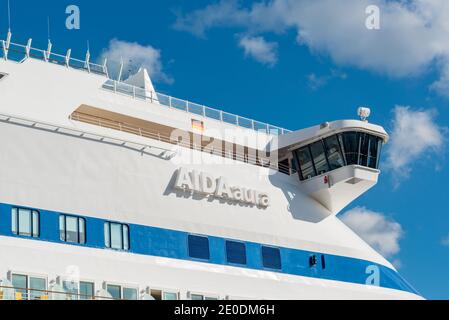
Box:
296;147;316;180
123;287;138;300
368;135;382;169
309;141;329;175
79;281;94;300
12;274;27;297
226;241;247;265
188;235;210;260
359;133;370;167
262;246;282;270
107;284;121;300
341;132;360;165
324;135;345;170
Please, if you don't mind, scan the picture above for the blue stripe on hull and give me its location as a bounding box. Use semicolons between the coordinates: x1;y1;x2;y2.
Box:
0;203;419;296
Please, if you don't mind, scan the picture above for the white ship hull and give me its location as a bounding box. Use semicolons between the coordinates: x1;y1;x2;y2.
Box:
0;39;422;300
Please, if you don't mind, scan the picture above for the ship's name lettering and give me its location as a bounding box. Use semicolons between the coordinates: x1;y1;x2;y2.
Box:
174;168;270;208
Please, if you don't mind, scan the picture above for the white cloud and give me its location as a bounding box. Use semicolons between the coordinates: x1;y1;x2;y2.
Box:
238;36;278;66
174;0;449;97
100;39;173;84
340;207;403;258
307;70;347;90
386;106;445;183
442;234;449;246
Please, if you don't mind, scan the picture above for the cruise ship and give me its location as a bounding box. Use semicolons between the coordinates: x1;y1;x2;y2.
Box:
0;31;422;300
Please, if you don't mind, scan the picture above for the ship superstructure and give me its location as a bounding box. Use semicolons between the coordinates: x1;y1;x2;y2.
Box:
0;33;421;300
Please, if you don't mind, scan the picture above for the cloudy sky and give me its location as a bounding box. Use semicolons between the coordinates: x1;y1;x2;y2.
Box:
2;0;449;299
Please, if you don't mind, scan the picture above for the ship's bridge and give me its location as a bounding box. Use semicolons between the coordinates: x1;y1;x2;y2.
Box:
276;119;389;215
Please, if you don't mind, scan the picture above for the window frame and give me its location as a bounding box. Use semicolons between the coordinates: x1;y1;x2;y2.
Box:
294;131;384;181
79;280;95;300
59;214;86;244
10;272;48;301
148;287;180;300
189;291;220;301
104;221;130;251
105;282;139;300
11;207;40;238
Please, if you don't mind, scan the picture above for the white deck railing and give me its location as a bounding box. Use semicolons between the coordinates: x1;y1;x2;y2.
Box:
1;33;291;136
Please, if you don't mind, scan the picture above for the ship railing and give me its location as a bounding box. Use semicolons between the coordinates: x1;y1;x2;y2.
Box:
70;111;296;175
0;285;118;301
1;35;292;136
102;80;291;136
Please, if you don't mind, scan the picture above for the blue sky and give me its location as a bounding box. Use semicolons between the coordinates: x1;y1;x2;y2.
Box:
2;0;449;299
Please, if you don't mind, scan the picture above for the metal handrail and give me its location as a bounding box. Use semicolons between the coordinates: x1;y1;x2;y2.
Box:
1;36;292;136
70;111;296;175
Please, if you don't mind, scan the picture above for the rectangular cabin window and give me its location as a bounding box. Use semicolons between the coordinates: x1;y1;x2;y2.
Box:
309;140;330;175
324;135;345;170
106;284;122;300
79;281;95;300
261;246;282;270
12;274;46;300
164;292;179;300
104;222;130;251
63;280;79;300
12;208;39;238
296;147;316;180
11;274;28;298
59;215;86;244
226;241;247;265
188;235;210;260
123;287;138;300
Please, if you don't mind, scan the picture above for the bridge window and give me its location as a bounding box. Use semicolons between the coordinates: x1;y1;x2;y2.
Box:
59;215;86;244
12;208;39;238
104;222;129;251
261;246;282;270
340;132;360;165
296;146;316;180
294;132;384;181
324;135;345;170
188;235;210;260
226;241;247;265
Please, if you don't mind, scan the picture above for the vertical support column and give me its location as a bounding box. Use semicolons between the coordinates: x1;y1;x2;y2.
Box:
25;38;32;59
65;49;71;67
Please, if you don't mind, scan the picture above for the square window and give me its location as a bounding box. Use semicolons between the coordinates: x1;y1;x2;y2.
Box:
262;246;282;270
123;287;138;300
226;241;247;265
188;235;210;260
